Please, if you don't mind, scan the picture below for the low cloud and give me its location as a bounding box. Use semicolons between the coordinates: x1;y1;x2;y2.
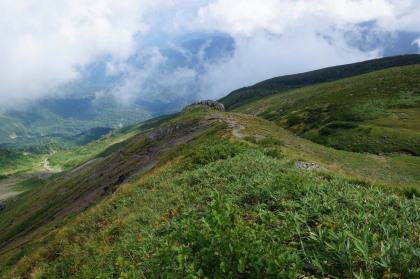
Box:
0;0;419;111
0;0;163;110
110;48;200;108
412;38;420;53
199;31;379;100
109;48;167;105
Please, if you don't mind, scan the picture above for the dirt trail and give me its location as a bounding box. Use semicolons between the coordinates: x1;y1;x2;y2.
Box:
228;118;247;138
207;112;248;139
43;159;62;173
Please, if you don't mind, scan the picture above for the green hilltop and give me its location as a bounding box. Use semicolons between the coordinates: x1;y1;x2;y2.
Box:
234;64;420;156
0;56;419;278
220;54;420;110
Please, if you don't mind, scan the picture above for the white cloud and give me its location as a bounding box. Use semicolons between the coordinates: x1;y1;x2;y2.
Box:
192;0;418;99
0;0;418;110
196;0;398;36
110;48;167;105
199;31;379;99
413;38;420;53
0;0;163;109
111;48;199;106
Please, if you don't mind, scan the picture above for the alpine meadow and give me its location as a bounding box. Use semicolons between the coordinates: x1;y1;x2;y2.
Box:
1;1;420;278
0;55;419;278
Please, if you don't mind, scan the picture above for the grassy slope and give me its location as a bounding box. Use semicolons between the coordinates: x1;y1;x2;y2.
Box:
1;109;419;278
0;129;143;256
47;127;138;172
0;124;137;204
232;113;420;189
0;150;44;177
220;54;420;110
0;114;179;203
234;65;420;155
1;61;419;277
0;150;48;202
0;112;189;271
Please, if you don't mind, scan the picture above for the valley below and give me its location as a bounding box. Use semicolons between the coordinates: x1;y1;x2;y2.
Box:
0;56;419;278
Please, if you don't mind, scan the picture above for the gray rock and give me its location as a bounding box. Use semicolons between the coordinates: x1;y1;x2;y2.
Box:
295;161;327;171
181;100;225;114
0;202;6;211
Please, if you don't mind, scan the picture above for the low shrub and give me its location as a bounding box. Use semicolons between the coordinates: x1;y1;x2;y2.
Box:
319;127;334;136
150;192;302;278
286;114;304;127
257;136;283;147
263;147;283;158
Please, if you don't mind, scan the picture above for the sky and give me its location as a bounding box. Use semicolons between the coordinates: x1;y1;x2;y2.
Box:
0;0;419;111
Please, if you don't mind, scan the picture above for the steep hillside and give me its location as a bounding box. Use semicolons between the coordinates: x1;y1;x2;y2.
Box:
1;107;419;278
235;64;420;155
0;114;181;248
0;112;180;205
220;54;420;110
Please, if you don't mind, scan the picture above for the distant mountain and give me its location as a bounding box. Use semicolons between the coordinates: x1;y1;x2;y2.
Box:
220;54;420;109
1;32;418;149
0;35;235;149
0;95;150;150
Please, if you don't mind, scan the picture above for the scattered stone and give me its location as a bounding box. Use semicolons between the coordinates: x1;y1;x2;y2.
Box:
295;161;327;171
181;100;225;114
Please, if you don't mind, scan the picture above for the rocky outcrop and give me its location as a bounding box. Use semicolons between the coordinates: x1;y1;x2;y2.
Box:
147;123;188;142
181;100;225;114
295;161;327;171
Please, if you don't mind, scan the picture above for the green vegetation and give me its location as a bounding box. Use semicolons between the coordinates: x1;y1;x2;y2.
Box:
0;124;137;202
64;127;114;146
220;54;420;109
0;94;151;150
47;113;179;171
0;112;189;267
48;127;138;171
227;113;420;190
1;57;419;278
0;113;177;201
0;149;44;176
2;114;418;278
236;65;420;155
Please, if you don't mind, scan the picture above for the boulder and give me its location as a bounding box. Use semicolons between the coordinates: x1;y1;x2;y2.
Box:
181;100;225;114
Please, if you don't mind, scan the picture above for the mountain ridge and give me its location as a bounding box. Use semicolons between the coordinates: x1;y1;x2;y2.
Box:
220;54;420;110
2;107;418;278
0;56;419;278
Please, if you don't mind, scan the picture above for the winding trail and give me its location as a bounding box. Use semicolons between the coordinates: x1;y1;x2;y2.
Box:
228;120;247;139
217;113;265;139
207;112;248;139
43;159;62;173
